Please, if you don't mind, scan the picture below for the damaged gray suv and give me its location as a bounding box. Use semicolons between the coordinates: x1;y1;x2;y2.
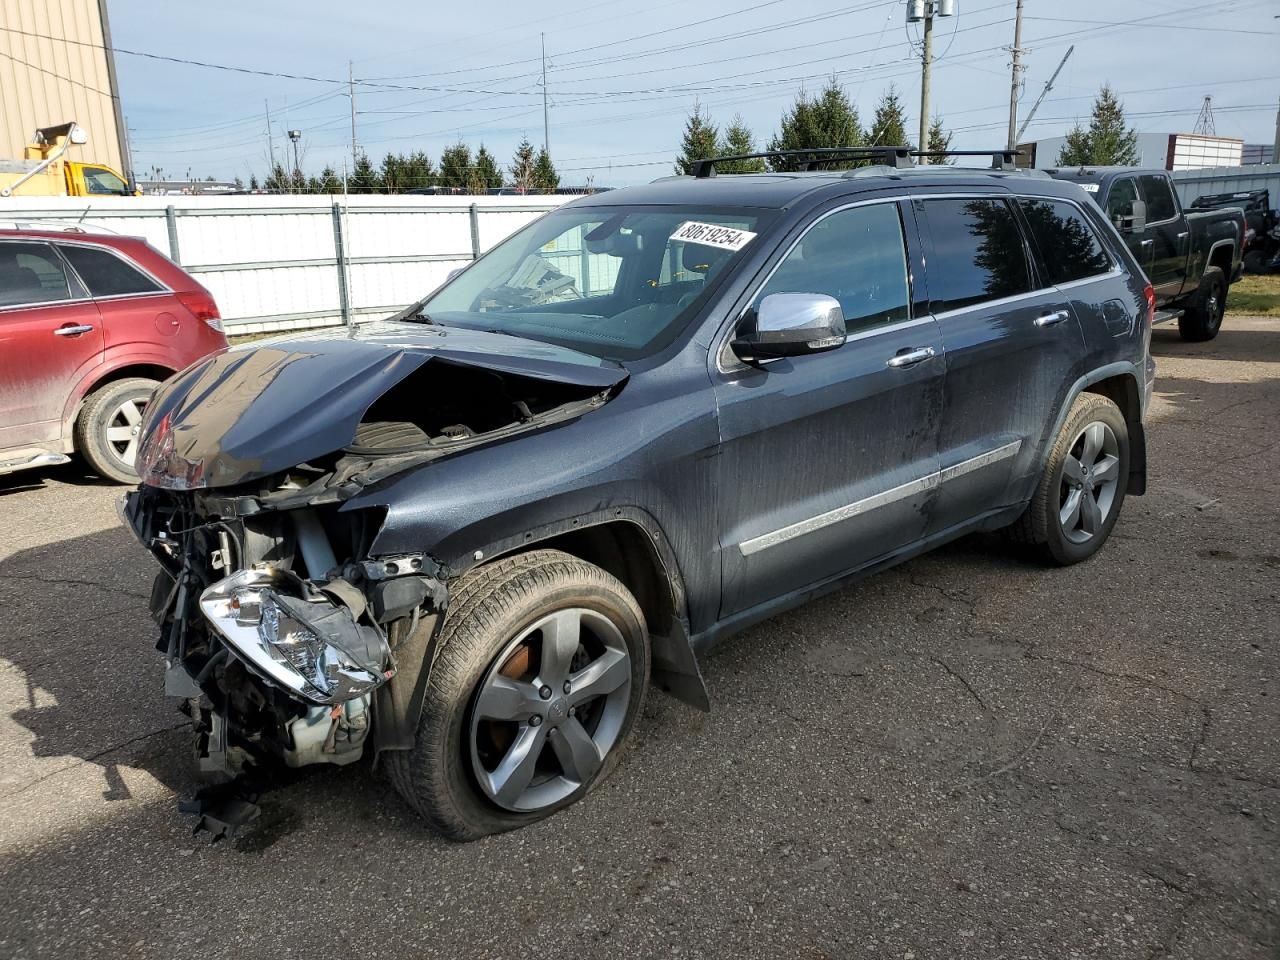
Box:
124;148;1155;840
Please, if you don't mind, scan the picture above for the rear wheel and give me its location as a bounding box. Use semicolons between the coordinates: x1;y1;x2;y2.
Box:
1004;393;1129;565
74;377;159;484
387;549;650;840
1178;266;1226;342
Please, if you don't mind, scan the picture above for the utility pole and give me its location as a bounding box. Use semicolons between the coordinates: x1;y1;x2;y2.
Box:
349;60;359;173
908;1;953;164
1273;94;1279;164
1007;0;1026;151
264;99;277;173
541;33;550;157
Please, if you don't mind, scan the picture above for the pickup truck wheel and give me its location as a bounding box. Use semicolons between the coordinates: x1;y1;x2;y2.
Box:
1003;393;1129;566
74;377;159;484
1178;266;1226;342
387;549;650;841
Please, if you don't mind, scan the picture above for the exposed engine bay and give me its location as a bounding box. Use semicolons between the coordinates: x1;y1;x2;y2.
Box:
123;340;623;806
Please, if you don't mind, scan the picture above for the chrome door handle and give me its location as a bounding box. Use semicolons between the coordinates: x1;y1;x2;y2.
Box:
1176;231;1189;240
1140;239;1155;246
886;346;936;368
53;324;94;336
1034;310;1070;328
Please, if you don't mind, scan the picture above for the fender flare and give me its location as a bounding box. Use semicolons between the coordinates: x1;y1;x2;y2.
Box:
371;506;709;759
1042;361;1147;496
60;351;178;432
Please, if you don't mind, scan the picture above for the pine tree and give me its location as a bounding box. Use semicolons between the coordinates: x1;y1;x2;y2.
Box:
1056;85;1139;166
248;174;259;191
233;175;245;190
509;138;537;192
351;152;381;193
717;115;765;173
438;142;473;191
867;86;908;148
380;153;405;193
474;144;503;190
767;78;862;171
315;165;342;194
674;101;720;175
927;116;955;164
264;163;289;192
533;146;560;193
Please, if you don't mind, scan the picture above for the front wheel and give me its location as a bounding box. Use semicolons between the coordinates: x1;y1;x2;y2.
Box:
1004;393;1130;566
387;549;650;840
74;377;159;484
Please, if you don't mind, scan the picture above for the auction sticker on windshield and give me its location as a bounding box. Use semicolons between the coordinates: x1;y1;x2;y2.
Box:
670;221;757;252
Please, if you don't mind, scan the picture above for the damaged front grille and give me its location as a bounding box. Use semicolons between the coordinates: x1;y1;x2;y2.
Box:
126;485;443;782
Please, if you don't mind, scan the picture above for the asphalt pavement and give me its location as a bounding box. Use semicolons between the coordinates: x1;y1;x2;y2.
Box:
1;315;1276;960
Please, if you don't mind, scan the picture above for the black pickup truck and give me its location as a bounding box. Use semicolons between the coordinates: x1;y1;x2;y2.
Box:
1190;189;1279;274
1045;167;1244;340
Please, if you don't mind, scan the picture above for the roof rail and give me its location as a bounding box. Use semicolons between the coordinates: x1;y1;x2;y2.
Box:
690;146;915;178
688;147;1025;178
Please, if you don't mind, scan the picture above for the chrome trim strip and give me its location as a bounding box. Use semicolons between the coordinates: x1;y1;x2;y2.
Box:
737;439;1022;556
938;439;1022;483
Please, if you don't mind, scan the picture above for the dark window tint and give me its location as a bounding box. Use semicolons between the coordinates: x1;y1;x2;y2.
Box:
60;245;162;297
757;203;910;332
1138;174;1177;222
1105;178;1138;223
922;198;1032;312
1018;198;1112;285
0;241;73;307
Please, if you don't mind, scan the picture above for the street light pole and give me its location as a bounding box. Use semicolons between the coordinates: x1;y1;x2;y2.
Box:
288;129;302;194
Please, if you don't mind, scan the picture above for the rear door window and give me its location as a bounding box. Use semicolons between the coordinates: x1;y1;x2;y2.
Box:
0;241;74;307
1138;175;1178;223
1017;198;1113;285
920;198;1033;313
756;202;910;333
59;245;163;298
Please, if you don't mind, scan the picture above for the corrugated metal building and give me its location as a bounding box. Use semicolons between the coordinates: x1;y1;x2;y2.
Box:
0;0;129;177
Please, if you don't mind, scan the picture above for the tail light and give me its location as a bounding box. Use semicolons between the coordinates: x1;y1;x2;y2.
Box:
1143;283;1156;328
176;289;223;332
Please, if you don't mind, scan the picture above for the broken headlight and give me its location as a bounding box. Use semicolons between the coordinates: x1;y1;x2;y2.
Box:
201;569;392;705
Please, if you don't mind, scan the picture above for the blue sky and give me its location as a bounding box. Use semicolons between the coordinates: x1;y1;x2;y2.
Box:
109;0;1280;185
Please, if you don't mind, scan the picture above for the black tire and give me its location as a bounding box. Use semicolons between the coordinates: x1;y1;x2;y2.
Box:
386;549;650;841
1177;266;1226;342
1004;393;1129;566
1243;250;1266;275
74;377;159;484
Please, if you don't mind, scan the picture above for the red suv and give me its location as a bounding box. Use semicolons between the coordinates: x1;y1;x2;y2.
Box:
0;228;228;482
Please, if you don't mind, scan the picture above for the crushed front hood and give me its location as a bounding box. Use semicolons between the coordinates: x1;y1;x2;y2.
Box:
138;321;627;490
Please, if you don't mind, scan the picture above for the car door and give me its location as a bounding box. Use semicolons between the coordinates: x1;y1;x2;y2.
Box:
1104;176;1154;279
713;200;944;619
56;242;171;353
0;240;104;449
1136;174;1189;299
914;195;1086;537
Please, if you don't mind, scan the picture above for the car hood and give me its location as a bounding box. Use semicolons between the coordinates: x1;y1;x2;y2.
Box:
137;321;627;490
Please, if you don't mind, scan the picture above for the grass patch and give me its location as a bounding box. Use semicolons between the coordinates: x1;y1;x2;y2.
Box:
1230;273;1280;317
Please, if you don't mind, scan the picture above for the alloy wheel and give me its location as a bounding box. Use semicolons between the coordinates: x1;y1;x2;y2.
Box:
103;397;147;467
1059;421;1121;544
469;607;632;812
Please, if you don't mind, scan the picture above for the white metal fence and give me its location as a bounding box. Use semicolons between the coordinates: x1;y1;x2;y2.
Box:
1;194;573;334
1170;162;1280;208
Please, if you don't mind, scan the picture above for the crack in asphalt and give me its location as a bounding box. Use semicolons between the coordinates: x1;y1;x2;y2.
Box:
0;572;149;601
1;721;187;802
928;656;991;714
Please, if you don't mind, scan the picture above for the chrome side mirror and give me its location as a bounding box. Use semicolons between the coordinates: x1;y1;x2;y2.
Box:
732;293;846;361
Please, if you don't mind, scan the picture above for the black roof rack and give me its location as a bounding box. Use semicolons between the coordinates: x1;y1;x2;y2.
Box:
689;146;1024;178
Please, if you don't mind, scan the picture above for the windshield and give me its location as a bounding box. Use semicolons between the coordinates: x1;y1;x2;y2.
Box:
419;205;774;361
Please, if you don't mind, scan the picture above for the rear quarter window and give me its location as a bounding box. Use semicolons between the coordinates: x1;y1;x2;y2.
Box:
60;245;163;298
1017;198;1113;285
920;198;1033;313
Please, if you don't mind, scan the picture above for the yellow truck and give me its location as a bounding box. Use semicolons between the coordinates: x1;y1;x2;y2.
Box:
0;122;136;198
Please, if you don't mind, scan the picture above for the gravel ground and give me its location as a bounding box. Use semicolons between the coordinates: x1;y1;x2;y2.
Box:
1;315;1276;960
